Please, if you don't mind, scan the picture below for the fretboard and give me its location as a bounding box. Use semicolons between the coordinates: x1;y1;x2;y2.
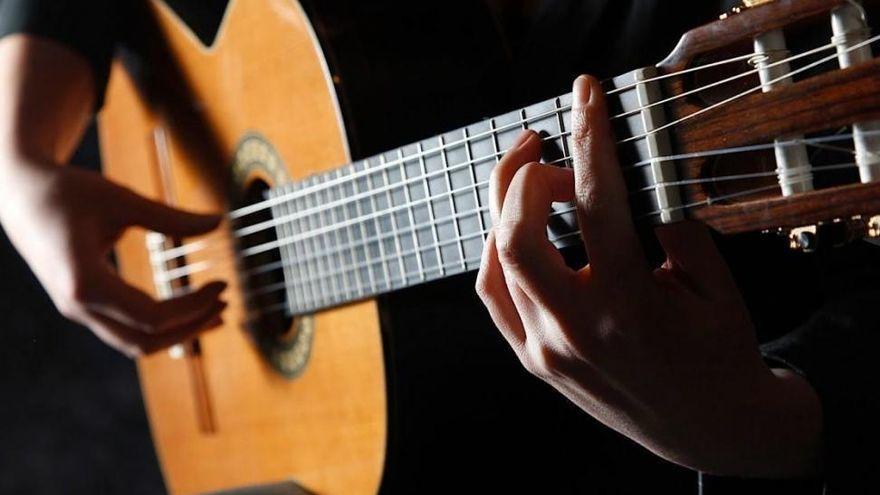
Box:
264;68;674;315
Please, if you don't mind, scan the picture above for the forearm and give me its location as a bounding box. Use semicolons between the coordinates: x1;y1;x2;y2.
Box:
0;34;95;166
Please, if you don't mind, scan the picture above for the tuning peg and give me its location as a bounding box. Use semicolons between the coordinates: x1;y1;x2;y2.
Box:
867;215;880;238
788;225;818;252
720;0;776;19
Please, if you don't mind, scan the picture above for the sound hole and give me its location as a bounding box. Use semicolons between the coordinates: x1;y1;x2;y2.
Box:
236;179;296;356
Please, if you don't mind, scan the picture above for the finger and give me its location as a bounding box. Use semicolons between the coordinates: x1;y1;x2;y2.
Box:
115;187;222;238
570;75;648;282
85;273;227;334
489;130;543;225
654;221;739;299
86;302;224;357
475;231;526;349
495;162;576;307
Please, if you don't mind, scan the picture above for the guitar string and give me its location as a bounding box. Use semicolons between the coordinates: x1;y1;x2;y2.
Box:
160;159;862;292
243;161;860;310
241;169;845;321
155;127;877;274
618;32;880;144
160;32;877;261
146;37;880;311
225;34;856;222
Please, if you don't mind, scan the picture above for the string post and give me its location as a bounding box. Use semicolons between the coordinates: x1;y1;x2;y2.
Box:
831;0;880;183
753;29;814;196
611;67;683;224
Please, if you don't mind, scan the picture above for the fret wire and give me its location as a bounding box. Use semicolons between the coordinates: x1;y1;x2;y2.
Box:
342;166;366;298
230;100;576;220
234;153;573;261
308;177;330;305
285;186;309;312
382;152;408;288
270;190;296;312
418;141;444;278
276;223;582;302
400;148;426;282
555;97;571;168
227;129;571;243
265;198;498;276
353;161;378;294
323;173;344;303
488;116;501;232
291;185;316;311
332;170;353;300
439;134;467;271
371;156;392;291
464;126;487;269
304;180;328;307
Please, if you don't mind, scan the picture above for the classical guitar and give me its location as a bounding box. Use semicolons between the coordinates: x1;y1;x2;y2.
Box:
99;0;880;493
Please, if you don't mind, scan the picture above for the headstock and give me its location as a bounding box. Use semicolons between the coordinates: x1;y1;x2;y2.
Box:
636;0;880;251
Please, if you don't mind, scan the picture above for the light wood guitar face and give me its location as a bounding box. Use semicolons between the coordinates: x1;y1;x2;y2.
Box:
98;1;386;493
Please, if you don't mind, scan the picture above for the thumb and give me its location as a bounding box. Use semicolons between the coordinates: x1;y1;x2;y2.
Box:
654;221;738;299
118;188;222;237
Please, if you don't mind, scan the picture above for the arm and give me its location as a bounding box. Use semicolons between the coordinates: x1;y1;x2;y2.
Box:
0;34;226;357
476;75;823;477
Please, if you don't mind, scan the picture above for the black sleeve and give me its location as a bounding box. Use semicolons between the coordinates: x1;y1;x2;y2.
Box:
761;287;880;493
0;0;130;109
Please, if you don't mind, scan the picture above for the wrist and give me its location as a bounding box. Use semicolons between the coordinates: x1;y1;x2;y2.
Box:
666;367;823;478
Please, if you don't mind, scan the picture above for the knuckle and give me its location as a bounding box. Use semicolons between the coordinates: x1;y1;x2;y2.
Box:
474;271;492;302
494;226;530;268
517;161;543;182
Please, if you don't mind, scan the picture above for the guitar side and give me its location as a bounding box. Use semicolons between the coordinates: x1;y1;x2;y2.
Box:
97;1;387;493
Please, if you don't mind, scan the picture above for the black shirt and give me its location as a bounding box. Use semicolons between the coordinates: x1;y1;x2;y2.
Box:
3;1;880;493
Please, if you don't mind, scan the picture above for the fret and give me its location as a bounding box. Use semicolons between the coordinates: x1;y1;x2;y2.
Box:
281;183;301;313
398;147;425;282
292;181;317;311
269;186;297;313
555;95;572;167
303;176;324;305
267;92;608;317
314;174;340;304
380;152;406;289
339;165;365;297
462;126;487;271
326;170;348;301
440;132;468;272
351;160;377;294
416;141;443;278
365;156;390;292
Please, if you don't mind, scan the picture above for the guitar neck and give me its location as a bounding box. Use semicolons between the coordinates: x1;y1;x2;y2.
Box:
265;69;672;315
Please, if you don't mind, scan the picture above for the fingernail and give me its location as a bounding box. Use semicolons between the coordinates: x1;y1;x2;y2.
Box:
574;75;591;104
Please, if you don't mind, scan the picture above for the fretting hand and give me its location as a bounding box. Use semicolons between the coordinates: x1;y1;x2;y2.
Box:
476;75;823;477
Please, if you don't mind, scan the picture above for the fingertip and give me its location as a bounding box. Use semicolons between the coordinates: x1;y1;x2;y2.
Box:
573;75;591;104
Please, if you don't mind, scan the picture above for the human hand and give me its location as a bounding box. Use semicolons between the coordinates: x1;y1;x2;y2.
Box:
0;162;227;358
476;75;822;477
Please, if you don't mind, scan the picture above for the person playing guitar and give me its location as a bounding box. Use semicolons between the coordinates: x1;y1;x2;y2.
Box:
1;0;879;493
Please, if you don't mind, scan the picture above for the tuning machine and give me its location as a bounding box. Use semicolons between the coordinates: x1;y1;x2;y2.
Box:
785;215;880;252
720;0;776;19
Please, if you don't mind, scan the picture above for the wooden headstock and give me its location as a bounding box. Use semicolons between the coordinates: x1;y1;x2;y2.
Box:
649;0;880;250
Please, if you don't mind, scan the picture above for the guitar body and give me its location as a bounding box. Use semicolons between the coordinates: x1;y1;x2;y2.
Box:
99;1;386;493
